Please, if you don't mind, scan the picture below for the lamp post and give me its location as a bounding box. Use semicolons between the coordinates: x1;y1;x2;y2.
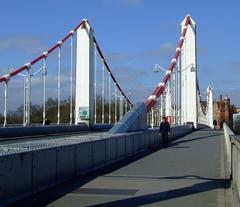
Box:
153;64;170;126
18;63;47;126
153;62;194;125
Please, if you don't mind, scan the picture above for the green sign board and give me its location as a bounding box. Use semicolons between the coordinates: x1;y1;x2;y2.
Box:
79;106;89;120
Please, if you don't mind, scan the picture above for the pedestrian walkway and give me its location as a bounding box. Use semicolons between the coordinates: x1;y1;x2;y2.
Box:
11;128;230;207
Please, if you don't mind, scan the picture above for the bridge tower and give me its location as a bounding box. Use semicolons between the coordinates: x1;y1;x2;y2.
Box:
75;20;95;127
180;16;198;128
207;85;213;128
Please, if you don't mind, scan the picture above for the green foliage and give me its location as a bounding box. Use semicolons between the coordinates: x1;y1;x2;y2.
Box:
0;95;129;126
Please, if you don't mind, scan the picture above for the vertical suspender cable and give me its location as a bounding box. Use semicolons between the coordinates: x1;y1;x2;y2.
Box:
174;68;176;124
108;73;111;123
23;75;26;125
70;35;73;125
101;59;105;123
3;81;8;127
151;108;154;128
28;73;31;125
25;69;31;126
114;84;117;123
155;108;158;126
159;96;162;121
154;109;156;126
57;44;61;125
179;53;182;124
125;99;127;115
172;72;174;124
43;57;47;125
94;44;97;123
119;93;122;120
176;59;179;124
171;71;174;124
169;75;172;123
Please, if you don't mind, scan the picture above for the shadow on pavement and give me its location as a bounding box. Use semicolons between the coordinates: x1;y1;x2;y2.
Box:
8;145;167;207
169;133;222;148
88;176;230;207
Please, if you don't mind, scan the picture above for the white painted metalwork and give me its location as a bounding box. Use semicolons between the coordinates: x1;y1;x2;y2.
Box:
101;59;105;124
57;46;61;125
75;21;95;127
151;108;154;128
108;73;111;123
180;16;197;127
114;84;117;123
3;81;8;127
94;44;97;124
125;99;127;115
42;57;47;125
119;93;123;120
70;35;73;125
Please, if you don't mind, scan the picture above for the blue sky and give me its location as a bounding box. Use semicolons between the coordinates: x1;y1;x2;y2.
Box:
0;0;240;109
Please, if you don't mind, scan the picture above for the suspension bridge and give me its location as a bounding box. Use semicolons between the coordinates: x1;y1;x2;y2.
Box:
0;15;239;206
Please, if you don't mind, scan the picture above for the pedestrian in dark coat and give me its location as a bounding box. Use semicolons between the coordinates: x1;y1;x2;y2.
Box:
159;117;171;147
213;119;217;130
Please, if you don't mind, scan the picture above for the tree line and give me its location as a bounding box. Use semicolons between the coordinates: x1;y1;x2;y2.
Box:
0;96;128;125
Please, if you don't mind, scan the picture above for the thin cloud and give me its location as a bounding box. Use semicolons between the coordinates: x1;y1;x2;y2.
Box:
159;21;179;31
197;47;208;56
0;72;74;111
106;52;133;62
0;35;48;55
131;85;155;103
0;68;12;76
142;42;175;58
216;79;240;86
111;65;148;85
225;60;240;71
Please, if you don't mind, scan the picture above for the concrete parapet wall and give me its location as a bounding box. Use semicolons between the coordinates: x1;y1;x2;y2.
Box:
223;123;240;205
0;125;192;206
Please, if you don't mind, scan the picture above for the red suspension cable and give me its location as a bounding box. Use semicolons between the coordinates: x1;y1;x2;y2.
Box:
145;15;191;111
0;20;85;83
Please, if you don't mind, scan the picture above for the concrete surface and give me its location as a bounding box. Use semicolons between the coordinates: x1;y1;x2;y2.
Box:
9;128;231;207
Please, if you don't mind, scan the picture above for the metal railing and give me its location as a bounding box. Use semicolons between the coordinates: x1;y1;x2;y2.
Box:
223;123;240;204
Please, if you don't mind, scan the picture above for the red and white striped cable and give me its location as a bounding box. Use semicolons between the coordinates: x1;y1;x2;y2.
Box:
145;15;191;111
0;19;133;114
0;20;86;83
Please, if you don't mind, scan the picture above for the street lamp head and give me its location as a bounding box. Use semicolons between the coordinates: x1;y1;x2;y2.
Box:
154;64;167;73
154;65;160;73
190;65;195;72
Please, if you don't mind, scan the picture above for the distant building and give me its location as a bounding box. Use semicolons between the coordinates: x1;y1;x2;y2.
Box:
213;95;235;129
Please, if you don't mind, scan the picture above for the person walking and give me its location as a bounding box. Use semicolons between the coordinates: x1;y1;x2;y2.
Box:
159;117;171;147
213;119;217;130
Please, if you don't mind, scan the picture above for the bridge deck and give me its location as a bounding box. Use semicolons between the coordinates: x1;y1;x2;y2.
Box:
12;128;230;207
